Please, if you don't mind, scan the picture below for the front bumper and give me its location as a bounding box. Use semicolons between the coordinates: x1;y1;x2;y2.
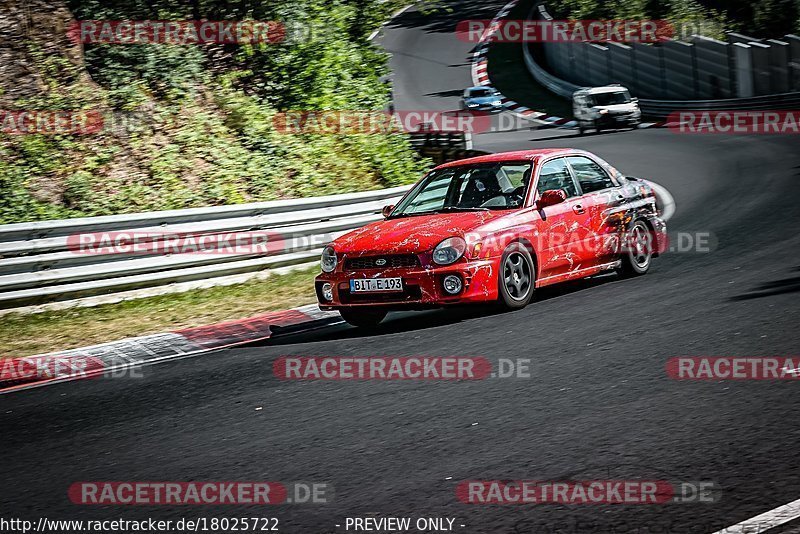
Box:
649;215;668;256
315;259;498;310
597;114;640;127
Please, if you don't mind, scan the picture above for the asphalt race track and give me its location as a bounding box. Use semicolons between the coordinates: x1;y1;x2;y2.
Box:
2;2;799;533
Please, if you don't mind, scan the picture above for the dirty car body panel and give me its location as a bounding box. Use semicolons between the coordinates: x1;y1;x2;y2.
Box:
315;149;666;312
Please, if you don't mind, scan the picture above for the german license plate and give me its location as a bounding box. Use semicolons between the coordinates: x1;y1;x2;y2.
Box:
350;277;403;293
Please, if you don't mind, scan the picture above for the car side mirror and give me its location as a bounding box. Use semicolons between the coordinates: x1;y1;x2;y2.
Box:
382;204;395;218
537;189;567;209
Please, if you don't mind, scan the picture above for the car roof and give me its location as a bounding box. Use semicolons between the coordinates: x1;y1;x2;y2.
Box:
435;148;582;169
576;85;629;95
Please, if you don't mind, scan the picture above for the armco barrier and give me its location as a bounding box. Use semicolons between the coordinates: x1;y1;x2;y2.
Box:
0;146;489;312
0;187;410;310
523;37;800;117
525;5;800;118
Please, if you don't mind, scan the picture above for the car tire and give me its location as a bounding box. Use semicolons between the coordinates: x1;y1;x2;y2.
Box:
619;220;653;276
339;309;387;328
497;244;535;309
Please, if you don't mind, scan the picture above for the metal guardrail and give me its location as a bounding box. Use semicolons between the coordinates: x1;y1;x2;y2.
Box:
635;92;800;116
525;39;800;117
0;128;490;312
0;187;412;310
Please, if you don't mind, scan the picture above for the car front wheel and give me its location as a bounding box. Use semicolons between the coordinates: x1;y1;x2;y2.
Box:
498;244;535;309
339;309;387;328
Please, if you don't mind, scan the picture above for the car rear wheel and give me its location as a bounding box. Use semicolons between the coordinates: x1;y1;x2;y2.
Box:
339;309;387;328
498;244;535;309
619;220;653;276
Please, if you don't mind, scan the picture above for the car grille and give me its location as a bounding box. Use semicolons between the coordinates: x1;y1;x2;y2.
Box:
345;255;420;270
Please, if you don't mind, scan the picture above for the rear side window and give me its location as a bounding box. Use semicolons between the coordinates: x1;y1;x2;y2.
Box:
536;158;578;198
567;156;615;194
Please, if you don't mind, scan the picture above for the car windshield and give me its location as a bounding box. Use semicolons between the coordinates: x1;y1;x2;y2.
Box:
468;88;494;98
592;90;631;106
391;162;532;217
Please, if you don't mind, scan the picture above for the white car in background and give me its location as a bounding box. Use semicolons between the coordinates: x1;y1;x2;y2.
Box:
573;85;641;134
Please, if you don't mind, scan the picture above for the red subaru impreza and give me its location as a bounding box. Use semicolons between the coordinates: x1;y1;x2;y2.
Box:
315;149;667;327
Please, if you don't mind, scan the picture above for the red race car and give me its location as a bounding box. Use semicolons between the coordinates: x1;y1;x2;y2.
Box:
315;149;667;327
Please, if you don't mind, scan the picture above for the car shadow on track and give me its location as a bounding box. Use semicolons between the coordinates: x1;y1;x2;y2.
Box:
425;88;467;98
730;269;800;301
520;129;637;142
265;272;622;346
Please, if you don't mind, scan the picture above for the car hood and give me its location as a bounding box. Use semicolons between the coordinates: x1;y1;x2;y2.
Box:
333;210;510;255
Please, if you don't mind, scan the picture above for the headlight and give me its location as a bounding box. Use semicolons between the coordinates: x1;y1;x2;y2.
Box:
320;246;337;273
467;102;479;107
432;237;467;265
492;100;502;106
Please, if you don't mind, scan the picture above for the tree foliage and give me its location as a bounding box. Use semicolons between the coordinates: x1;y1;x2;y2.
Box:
0;0;428;223
544;0;797;38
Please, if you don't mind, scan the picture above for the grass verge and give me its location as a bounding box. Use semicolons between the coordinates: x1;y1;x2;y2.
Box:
0;267;319;360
